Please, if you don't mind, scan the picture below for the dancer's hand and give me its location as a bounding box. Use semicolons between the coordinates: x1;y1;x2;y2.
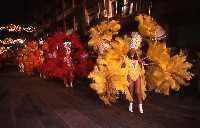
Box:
127;75;132;82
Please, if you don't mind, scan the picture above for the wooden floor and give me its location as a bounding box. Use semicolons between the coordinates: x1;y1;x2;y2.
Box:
0;68;200;128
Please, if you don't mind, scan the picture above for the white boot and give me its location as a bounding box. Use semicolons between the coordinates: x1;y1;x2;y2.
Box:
19;65;22;72
65;84;69;87
129;102;133;112
21;64;24;72
138;104;143;114
70;82;73;88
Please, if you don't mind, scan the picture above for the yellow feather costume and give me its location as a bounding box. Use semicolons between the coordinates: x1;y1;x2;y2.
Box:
88;21;146;105
88;14;193;105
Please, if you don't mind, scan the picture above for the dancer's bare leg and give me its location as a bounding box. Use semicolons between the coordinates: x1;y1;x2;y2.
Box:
135;76;143;113
19;64;21;72
64;78;69;87
70;74;73;88
128;75;134;112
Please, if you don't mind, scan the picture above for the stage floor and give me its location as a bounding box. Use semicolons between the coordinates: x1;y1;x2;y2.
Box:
0;69;199;128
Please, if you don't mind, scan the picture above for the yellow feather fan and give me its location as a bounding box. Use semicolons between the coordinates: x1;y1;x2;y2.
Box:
88;20;121;50
146;41;193;95
135;14;166;40
147;40;170;70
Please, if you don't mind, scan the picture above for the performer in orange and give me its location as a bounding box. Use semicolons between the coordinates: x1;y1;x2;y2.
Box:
33;44;43;73
23;41;37;76
17;48;24;72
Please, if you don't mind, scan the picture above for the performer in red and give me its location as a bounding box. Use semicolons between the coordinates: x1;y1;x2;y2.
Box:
63;39;74;87
40;32;93;87
40;37;59;79
40;32;74;87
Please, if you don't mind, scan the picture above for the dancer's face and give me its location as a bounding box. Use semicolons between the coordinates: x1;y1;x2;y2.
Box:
64;39;72;48
130;49;136;58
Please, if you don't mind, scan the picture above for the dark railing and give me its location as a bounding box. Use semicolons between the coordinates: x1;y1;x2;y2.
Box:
38;0;153;36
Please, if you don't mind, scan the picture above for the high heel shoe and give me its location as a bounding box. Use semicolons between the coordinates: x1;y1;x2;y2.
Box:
70;82;73;88
138;104;143;114
129;102;133;112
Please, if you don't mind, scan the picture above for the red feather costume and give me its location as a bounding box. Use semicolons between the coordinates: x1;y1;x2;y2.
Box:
66;33;94;77
41;32;68;79
40;32;93;86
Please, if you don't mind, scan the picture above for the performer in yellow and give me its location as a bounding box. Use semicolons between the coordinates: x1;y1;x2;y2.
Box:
125;32;146;113
88;14;193;114
88;20;146;113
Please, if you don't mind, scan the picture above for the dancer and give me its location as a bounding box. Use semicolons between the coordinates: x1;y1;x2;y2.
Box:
40;32;66;83
40;32;91;87
22;41;42;76
88;14;193;114
126;32;146;113
23;42;34;76
63;39;74;87
17;47;24;72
